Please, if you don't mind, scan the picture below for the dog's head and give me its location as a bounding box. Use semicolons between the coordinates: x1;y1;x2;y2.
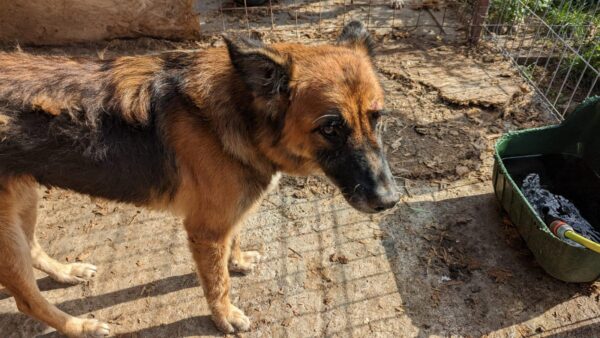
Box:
226;21;399;213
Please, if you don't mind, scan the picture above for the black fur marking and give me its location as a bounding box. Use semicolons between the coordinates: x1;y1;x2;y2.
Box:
161;52;196;71
318;144;377;200
224;38;291;98
337;21;376;57
269;108;287;146
224;37;292;148
0;102;180;204
0;62;183;204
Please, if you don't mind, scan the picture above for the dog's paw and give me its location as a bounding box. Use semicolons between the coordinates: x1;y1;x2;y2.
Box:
390;0;406;9
211;305;251;333
65;318;110;337
81;319;110;337
229;251;261;275
53;263;98;284
68;263;98;279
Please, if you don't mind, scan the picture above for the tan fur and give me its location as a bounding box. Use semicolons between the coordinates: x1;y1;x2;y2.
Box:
30;94;65;116
255;43;385;173
110;56;163;124
0;52;163;124
0;37;386;337
0;177;108;336
0;52;96;117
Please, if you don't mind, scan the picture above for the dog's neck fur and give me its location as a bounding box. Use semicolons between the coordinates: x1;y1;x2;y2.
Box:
176;49;284;178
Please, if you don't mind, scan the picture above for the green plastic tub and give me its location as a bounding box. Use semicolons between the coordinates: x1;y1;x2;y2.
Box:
493;96;600;283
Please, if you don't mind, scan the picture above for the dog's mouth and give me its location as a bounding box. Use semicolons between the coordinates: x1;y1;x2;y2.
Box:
342;193;379;213
340;187;399;214
320;165;400;214
317;143;400;213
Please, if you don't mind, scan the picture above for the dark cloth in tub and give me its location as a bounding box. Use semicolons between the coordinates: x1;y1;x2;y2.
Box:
522;173;600;246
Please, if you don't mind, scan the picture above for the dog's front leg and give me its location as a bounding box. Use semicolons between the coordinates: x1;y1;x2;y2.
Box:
185;220;250;333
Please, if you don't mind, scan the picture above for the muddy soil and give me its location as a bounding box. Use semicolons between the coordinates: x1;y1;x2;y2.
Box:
1;2;600;338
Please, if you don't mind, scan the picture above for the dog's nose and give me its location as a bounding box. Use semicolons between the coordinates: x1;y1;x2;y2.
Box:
371;189;400;212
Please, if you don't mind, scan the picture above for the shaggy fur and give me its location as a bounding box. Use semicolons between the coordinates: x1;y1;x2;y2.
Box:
0;21;399;337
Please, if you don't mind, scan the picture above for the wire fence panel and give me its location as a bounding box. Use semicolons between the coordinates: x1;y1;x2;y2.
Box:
481;0;599;120
194;1;476;43
194;1;597;120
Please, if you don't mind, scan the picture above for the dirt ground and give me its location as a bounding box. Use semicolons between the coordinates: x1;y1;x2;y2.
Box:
2;2;600;338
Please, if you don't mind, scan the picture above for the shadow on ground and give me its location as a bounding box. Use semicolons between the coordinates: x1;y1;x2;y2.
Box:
380;191;596;337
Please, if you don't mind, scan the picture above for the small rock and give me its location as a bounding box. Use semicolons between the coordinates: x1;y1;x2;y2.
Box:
456;165;470;176
482;55;495;63
454;217;473;226
292;190;306;199
414;126;428;135
520;83;531;93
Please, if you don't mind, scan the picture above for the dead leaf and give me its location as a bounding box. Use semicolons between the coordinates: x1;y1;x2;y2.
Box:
76;250;91;262
444;280;464;286
390;137;403;152
424;160;437;169
329;253;349;265
431;288;441;307
487;267;513;283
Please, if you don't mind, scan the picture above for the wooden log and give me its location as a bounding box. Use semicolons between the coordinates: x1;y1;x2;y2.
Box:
0;0;201;45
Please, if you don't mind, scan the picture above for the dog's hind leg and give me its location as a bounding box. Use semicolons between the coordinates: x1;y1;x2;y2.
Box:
228;234;261;274
17;180;97;284
0;177;109;337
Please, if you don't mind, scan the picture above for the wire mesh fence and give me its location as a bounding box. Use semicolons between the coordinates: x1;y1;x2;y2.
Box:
193;1;598;120
194;0;476;42
481;0;599;120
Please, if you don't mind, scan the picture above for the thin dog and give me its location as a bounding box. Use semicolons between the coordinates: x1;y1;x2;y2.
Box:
0;21;399;337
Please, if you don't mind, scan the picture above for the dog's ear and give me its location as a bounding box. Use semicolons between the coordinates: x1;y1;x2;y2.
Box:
336;21;376;57
224;36;292;100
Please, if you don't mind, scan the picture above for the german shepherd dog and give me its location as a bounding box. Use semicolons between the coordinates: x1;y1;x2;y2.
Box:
0;21;399;336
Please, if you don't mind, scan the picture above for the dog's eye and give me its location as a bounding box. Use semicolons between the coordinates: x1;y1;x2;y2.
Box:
321;124;336;136
320;120;341;138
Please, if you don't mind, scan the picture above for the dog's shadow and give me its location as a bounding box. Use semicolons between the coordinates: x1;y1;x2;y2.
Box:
1;273;227;337
111;316;220;338
35;316;220;338
0;276;81;303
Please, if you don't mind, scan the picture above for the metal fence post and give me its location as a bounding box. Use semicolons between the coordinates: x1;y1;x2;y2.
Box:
469;0;491;44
